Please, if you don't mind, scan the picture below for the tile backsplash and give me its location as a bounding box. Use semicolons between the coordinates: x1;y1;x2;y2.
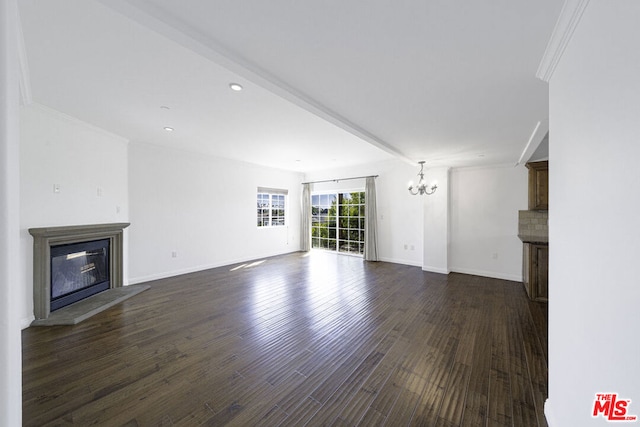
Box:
518;210;548;241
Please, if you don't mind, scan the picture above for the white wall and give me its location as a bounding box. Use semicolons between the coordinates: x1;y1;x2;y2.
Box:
19;103;130;326
128;142;302;283
305;159;526;282
547;2;640;425
305;159;424;266
1;0;23;423
373;160;426;266
450;165;528;281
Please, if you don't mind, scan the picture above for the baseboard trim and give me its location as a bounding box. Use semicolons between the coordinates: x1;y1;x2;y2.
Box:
378;257;422;268
129;257;523;285
128;250;301;285
449;267;521;282
21;315;35;330
422;265;450;275
544;398;555;427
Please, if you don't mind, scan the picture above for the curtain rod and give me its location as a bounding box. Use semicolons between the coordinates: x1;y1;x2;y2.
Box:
302;175;378;185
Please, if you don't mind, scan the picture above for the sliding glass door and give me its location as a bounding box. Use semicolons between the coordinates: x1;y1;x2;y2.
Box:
311;191;365;255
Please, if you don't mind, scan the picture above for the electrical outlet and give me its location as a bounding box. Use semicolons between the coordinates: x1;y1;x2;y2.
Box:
410;245;415;251
97;187;103;197
171;251;177;258
404;244;408;250
53;184;60;193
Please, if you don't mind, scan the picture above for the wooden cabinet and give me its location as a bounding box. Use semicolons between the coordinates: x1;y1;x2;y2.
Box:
523;243;548;302
526;161;548;210
522;161;548;301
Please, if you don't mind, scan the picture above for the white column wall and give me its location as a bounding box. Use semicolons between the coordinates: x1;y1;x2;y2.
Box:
422;167;450;274
546;1;640;425
0;0;22;424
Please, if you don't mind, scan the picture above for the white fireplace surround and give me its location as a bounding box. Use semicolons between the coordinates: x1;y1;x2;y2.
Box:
29;223;130;321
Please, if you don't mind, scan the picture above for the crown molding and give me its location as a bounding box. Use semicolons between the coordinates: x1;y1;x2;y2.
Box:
536;0;591;82
16;6;32;106
451;162;522;173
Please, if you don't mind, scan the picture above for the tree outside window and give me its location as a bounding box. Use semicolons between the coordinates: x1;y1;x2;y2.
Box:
311;191;364;255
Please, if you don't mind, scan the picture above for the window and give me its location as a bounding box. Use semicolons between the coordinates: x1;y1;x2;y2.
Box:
257;188;287;227
311;191;365;255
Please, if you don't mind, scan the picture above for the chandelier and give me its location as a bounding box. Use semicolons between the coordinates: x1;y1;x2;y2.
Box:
408;161;437;195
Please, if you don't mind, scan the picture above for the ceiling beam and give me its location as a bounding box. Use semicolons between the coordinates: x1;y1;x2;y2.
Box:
97;0;415;165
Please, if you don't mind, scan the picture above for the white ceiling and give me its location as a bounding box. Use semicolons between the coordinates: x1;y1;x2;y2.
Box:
19;0;562;173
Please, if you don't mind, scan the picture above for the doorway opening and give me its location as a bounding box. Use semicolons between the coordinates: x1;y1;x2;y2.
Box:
311;191;365;255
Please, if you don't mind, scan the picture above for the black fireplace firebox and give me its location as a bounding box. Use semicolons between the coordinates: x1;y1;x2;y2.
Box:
50;239;110;311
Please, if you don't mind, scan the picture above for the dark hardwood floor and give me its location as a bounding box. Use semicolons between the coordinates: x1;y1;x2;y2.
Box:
23;251;548;426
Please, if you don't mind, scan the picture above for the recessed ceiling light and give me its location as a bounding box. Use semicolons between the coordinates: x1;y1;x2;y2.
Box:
163;127;174;132
229;83;243;91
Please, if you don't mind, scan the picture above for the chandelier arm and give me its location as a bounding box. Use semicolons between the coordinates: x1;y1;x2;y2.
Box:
408;161;437;196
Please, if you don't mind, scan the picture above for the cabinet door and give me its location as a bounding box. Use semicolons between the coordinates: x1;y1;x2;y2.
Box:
527;161;548;210
533;168;548;210
522;243;532;298
532;244;549;301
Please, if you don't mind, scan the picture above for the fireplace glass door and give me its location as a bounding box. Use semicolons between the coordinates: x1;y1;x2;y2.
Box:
50;239;110;311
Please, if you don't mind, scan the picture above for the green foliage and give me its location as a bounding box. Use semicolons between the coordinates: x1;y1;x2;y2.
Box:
311;191;366;254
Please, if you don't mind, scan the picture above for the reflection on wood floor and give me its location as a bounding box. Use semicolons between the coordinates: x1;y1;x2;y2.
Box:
23;251;548;426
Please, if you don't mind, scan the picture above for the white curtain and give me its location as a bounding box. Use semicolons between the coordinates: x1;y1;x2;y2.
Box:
301;183;311;251
364;177;379;261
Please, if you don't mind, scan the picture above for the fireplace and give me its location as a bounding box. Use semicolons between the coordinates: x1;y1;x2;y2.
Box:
29;223;130;321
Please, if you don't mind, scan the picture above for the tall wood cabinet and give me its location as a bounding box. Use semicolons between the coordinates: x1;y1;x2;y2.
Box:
521;160;548;302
